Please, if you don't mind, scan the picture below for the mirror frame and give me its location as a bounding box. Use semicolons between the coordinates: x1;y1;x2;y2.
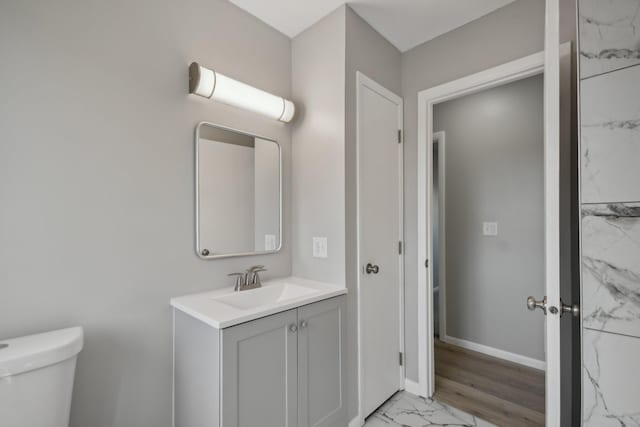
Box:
195;121;283;259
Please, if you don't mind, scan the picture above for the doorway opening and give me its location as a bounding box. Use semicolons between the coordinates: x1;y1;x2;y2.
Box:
416;42;577;427
413;44;582;426
429;72;546;425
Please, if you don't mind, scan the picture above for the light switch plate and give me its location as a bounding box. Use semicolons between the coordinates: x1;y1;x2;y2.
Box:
483;222;498;236
312;237;328;258
264;234;276;251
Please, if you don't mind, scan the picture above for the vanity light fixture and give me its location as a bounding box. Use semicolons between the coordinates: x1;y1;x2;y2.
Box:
188;62;296;123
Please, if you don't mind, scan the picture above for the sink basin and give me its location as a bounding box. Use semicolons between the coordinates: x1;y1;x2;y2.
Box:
170;276;347;328
214;282;320;310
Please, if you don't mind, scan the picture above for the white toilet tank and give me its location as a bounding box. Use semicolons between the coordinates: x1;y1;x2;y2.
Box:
0;327;83;427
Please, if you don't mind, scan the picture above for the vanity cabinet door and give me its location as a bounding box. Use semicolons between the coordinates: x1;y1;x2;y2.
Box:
297;296;346;427
221;309;298;427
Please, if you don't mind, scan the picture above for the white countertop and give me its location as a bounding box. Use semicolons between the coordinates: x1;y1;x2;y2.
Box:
170;276;347;329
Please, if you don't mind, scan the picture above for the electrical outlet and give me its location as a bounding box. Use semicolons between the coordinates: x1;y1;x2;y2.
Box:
312;237;328;258
482;222;498;236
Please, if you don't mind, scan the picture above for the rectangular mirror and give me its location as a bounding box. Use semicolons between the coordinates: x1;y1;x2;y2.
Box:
196;122;282;259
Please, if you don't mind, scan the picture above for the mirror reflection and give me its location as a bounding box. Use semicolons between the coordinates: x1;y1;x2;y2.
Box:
196;123;281;258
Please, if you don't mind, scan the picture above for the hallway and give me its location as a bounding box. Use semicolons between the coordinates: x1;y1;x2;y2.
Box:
434;340;545;426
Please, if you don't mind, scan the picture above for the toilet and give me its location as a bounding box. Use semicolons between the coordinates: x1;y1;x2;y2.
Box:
0;327;83;427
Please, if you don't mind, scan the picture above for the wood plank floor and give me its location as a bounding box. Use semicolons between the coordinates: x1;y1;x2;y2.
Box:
433;339;545;427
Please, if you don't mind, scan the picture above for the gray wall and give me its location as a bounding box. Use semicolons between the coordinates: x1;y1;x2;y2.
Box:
345;6;402;420
291;6;402;421
401;0;546;382
291;7;346;286
0;1;292;426
433;75;545;361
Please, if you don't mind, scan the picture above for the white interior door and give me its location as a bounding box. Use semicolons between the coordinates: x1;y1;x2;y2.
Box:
542;1;562;425
356;72;403;420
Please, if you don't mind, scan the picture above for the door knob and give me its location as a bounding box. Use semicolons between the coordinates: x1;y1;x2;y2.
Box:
560;300;580;318
526;296;547;315
365;263;379;274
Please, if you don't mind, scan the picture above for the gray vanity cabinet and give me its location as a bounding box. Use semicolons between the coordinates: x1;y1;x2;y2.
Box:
221;308;298;427
173;295;346;427
297;297;346;427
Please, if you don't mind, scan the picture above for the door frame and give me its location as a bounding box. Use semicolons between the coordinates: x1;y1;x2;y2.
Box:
431;131;447;345
417;36;569;427
416;50;545;395
355;71;404;426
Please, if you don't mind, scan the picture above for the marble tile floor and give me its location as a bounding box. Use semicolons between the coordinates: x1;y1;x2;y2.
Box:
363;391;496;427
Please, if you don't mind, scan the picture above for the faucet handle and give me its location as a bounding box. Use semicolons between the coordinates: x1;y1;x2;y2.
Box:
228;272;246;291
227;272;245;277
248;267;267;286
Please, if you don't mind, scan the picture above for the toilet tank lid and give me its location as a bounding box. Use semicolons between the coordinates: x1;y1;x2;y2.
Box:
0;327;83;377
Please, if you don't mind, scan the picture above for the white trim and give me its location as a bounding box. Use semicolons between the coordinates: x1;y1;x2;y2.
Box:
440;334;546;371
417;49;545;399
356;71;404;427
404;379;421;396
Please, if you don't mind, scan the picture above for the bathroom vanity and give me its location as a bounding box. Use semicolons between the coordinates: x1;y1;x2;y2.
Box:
171;277;347;427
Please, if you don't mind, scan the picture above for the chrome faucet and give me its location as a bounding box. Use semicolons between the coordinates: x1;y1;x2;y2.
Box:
247;265;267;288
228;265;267;292
227;272;247;292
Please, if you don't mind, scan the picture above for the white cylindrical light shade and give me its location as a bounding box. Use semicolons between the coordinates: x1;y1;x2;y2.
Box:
189;62;295;123
280;99;296;123
189;63;216;98
213;73;285;121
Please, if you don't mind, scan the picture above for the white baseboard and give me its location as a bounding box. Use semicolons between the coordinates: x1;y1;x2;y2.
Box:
403;378;421;396
348;416;362;427
441;334;545;371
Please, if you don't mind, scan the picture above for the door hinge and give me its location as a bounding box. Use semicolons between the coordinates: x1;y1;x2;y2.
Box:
398;241;403;255
425;259;429;268
397;129;402;144
399;352;404;366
